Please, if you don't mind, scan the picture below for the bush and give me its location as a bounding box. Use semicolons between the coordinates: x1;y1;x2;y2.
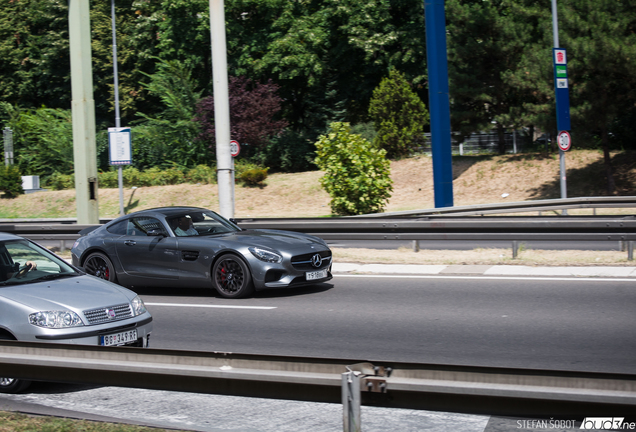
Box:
140;166;185;186
253;129;318;172
186;164;216;184
98;171;119;188
238;167;269;186
315;122;392;215
235;161;268;186
0;164;24;198
46;172;74;191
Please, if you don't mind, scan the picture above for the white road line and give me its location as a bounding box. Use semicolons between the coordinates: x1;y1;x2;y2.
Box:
334;274;636;282
145;303;276;310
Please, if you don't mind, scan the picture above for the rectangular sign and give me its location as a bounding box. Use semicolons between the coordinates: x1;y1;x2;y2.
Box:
553;48;571;131
108;127;132;166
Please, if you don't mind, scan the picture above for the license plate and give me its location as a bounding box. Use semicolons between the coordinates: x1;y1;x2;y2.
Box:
306;269;328;281
101;329;138;346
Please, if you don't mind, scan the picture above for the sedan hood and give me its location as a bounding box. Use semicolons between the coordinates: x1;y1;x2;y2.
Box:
222;229;328;252
0;275;135;312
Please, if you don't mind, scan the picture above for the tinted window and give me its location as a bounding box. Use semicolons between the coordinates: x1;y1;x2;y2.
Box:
129;217;167;236
106;220;128;235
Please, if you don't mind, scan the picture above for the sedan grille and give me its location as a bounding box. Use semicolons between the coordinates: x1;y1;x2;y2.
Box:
291;250;332;271
83;303;132;325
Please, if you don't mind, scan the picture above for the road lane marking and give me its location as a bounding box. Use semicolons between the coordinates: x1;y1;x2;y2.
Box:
334;274;636;282
145;303;276;310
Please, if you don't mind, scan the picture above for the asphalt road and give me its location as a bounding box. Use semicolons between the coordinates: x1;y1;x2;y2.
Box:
2;273;635;432
136;273;636;374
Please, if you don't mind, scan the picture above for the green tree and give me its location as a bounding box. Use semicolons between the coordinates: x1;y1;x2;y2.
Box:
560;0;636;193
369;69;429;158
315;122;392;215
446;0;537;153
4;106;74;179
0;0;70;110
133;59;206;169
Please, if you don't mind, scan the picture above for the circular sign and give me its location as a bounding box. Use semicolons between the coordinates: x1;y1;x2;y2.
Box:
229;140;241;157
557;131;571;152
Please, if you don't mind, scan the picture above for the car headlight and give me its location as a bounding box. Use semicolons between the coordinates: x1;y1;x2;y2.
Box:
29;311;84;328
131;295;147;316
249;247;282;263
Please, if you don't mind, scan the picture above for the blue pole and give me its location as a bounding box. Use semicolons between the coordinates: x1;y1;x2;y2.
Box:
424;0;454;208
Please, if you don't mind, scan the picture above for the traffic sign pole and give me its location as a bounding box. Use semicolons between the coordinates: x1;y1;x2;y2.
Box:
552;0;569;212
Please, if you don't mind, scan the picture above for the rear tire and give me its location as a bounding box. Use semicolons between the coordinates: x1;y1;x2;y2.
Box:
0;335;31;393
83;252;118;283
212;255;254;299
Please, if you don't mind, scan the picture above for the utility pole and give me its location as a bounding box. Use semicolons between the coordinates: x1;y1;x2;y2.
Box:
69;0;99;224
209;0;234;218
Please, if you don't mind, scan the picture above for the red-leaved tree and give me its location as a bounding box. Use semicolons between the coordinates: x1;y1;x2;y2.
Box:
195;76;287;156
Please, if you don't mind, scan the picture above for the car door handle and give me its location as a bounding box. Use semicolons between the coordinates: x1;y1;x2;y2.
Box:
124;240;137;246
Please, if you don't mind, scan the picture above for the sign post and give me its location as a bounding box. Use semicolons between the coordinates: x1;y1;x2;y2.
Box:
108;127;132;216
552;0;570;213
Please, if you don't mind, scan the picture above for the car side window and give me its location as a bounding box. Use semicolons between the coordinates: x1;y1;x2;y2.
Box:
128;217;167;236
106;220;128;235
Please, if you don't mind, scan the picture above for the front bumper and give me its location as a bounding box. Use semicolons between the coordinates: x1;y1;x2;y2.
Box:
29;314;153;348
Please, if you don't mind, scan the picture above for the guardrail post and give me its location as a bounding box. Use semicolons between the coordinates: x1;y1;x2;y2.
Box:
512;241;519;259
342;370;361;432
628;241;634;261
412;240;420;252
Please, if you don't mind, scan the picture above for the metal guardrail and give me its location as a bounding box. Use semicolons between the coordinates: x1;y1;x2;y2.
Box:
1;213;636;258
356;196;636;217
1;341;635;418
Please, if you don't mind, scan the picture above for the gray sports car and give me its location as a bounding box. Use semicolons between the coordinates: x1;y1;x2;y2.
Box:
0;232;152;393
71;207;333;298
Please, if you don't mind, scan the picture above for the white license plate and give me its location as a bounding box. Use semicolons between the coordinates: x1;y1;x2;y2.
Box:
306;269;328;281
101;329;138;346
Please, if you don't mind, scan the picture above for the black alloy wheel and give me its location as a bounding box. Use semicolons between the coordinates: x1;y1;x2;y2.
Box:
0;335;31;393
212;255;254;299
83;252;117;283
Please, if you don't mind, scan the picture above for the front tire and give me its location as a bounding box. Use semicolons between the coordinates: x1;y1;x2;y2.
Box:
0;335;31;394
83;252;118;283
212;255;254;299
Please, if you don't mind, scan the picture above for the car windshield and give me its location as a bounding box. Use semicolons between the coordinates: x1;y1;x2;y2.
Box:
0;239;79;286
167;210;240;237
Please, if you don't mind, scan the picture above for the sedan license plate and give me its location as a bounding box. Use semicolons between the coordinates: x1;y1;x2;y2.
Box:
306;269;328;281
100;329;138;346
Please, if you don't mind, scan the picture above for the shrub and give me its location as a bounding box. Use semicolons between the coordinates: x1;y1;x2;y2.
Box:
98;171;119;188
238;167;269;186
186;164;216;184
0;164;24;198
46;172;74;191
315;122;392;215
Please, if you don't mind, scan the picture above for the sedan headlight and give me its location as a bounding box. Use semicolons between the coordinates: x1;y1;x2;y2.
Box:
249;247;282;263
29;311;84;328
131;295;147;316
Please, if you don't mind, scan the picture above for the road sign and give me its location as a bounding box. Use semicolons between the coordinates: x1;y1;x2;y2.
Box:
557;131;571;152
230;140;240;157
553;48;571;131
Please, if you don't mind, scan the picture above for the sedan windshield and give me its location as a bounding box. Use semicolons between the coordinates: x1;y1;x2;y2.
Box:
0;240;79;286
168;210;240;237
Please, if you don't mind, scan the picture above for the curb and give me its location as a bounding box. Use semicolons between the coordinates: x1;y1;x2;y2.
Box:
332;263;636;278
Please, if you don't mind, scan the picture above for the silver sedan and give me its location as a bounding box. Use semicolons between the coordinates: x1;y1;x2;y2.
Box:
0;232;153;393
